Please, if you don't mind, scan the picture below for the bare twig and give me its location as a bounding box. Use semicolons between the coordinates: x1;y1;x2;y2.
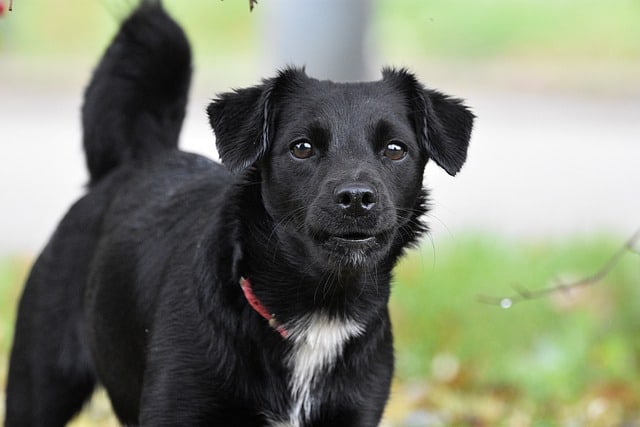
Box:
249;0;258;11
477;228;640;308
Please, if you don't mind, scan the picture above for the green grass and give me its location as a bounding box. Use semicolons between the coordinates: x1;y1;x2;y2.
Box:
0;258;26;359
1;234;639;425
389;233;640;423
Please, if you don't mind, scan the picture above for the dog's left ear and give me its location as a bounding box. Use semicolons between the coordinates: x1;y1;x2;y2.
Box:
207;67;307;173
383;68;474;176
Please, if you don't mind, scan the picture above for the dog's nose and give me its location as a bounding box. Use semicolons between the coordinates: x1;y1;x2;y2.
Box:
334;183;377;217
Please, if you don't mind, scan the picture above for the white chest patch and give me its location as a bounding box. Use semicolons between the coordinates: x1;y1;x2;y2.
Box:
271;313;364;427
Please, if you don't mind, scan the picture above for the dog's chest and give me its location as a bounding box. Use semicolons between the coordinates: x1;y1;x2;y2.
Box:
269;313;364;427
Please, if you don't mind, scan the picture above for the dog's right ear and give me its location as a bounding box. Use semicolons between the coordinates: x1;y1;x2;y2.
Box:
207;68;307;173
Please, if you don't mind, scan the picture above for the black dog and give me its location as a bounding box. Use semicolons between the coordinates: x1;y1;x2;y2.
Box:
5;2;473;426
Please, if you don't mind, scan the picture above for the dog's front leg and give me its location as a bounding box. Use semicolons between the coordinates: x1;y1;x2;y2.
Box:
138;375;266;426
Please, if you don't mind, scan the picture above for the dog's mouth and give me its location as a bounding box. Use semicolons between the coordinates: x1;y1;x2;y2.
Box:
313;230;380;246
307;228;392;269
310;228;394;257
330;232;376;244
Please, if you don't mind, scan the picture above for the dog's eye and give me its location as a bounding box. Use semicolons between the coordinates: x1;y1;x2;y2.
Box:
383;141;407;161
290;139;314;159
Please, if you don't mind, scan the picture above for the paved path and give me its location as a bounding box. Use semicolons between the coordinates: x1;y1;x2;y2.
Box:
427;89;640;240
1;80;639;254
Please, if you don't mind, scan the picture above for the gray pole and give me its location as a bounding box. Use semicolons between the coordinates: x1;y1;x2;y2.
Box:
262;0;374;82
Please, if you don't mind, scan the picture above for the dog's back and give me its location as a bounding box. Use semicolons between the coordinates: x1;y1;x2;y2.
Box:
5;2;195;425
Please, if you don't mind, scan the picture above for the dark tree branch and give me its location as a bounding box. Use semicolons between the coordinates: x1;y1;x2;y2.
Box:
477;228;640;308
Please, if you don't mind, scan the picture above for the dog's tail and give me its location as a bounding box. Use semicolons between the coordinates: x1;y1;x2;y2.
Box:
82;1;192;185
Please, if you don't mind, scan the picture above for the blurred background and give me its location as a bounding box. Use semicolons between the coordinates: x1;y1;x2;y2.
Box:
1;0;639;425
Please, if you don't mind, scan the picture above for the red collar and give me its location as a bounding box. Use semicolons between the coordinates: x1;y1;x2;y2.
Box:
239;277;288;338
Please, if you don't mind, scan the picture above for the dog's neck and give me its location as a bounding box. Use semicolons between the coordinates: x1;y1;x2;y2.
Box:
238;240;392;329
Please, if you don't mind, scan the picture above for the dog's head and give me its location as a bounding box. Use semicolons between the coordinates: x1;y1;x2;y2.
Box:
208;68;473;273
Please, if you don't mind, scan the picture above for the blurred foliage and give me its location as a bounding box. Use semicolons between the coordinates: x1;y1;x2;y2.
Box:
1;0;638;63
389;234;640;425
0;0;258;61
1;234;639;425
375;0;640;61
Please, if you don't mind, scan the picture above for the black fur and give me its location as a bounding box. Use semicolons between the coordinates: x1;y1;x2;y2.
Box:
5;2;473;426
